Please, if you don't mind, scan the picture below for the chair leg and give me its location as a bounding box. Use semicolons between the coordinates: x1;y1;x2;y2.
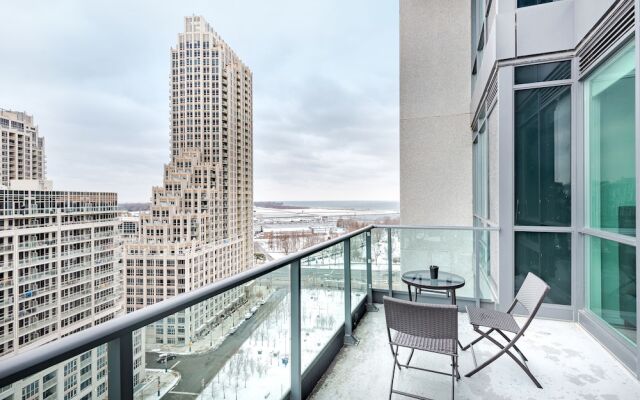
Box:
389;356;397;400
454;356;460;381
465;328;542;388
407;348;415;366
494;329;528;362
451;356;455;400
461;328;494;351
390;359;397;400
390;344;402;370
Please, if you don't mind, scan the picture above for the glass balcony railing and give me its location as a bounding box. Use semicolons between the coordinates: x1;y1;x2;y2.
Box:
0;225;497;400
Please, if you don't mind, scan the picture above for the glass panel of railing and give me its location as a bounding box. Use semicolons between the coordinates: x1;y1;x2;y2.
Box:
300;241;344;372
391;228;475;299
132;265;290;400
476;228;498;302
350;233;367;311
371;227;398;290
0;345;109;400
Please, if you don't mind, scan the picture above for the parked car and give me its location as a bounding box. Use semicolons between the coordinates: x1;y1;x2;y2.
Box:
156;353;176;363
244;312;253;320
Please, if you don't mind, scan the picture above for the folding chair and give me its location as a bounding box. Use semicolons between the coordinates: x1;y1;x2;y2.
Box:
384;296;460;400
462;272;550;388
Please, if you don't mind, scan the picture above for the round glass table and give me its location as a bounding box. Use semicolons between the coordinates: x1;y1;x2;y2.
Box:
401;270;465;305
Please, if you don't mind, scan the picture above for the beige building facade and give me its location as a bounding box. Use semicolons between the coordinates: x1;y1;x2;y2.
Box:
0;110;45;189
399;0;473;226
123;15;253;350
0;187;125;399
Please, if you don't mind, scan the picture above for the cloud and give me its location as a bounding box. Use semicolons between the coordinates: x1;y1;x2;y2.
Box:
0;0;398;202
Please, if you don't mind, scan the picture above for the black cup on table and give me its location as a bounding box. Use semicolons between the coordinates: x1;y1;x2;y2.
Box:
429;265;439;279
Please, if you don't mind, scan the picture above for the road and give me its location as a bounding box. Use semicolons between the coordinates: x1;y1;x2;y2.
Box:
146;288;287;400
254;240;275;261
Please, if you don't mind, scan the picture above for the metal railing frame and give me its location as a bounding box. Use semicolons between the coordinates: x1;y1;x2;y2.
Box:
0;224;497;399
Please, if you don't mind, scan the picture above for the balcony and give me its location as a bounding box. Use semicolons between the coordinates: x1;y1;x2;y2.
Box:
309;306;638;399
0;225;637;400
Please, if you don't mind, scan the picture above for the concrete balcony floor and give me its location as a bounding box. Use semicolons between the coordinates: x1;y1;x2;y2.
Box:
310;305;639;400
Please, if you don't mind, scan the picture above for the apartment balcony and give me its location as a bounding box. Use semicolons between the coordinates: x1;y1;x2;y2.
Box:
0;297;13;308
309;307;638;400
0;207;118;217
61;233;92;244
17;270;57;284
94;267;116;279
18;300;56;319
94;231;115;239
0;315;13;325
17;238;56;249
61;261;91;274
19;284;56;299
0;225;637;400
60;248;92;259
94;290;121;305
60;288;92;303
20;314;57;334
60;303;92;318
0;330;14;344
18;254;55;267
0;261;12;273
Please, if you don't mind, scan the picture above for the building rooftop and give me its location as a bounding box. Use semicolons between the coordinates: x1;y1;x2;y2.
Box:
310;306;640;400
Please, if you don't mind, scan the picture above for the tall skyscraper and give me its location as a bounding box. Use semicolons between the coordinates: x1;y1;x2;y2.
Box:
123;15;253;350
0;110;124;399
0;110;45;188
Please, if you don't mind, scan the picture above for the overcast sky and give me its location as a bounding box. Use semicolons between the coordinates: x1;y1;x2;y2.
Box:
0;1;399;203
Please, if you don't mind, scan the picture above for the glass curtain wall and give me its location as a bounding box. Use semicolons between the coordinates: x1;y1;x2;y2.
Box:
513;61;572;305
584;41;636;345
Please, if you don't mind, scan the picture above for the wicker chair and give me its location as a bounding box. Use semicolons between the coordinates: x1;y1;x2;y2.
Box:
462;272;550;388
384;296;460;400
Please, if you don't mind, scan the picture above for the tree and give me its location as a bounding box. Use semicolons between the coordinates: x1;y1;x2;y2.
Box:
279;233;293;255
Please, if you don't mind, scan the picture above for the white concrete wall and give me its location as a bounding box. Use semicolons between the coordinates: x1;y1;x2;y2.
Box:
399;0;473;226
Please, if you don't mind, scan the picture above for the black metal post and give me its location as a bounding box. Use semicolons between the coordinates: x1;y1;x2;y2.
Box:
107;334;134;400
366;230;378;311
290;259;302;400
387;228;393;297
344;238;358;345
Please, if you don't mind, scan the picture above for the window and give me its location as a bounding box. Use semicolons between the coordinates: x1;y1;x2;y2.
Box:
473;123;488;219
517;0;563;7
515;61;571;84
584;40;637;347
515;232;571;305
587;236;636;345
585;42;636;236
22;381;39;399
515;85;571;226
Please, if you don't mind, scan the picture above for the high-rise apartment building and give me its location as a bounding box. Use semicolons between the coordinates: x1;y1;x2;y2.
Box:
0;110;45;189
123;15;253;349
0;107;129;399
0;188;123;399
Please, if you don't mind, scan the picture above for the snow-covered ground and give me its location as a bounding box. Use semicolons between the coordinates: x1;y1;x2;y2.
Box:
196;288;347;400
254;206;398;220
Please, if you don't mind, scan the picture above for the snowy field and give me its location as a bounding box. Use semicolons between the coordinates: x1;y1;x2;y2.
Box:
254;206;398;220
196;288;347;400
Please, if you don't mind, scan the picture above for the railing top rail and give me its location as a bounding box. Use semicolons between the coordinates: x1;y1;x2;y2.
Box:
0;224;373;386
372;224;500;231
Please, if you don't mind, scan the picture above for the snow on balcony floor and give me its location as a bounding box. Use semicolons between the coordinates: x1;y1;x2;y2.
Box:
309;305;639;400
